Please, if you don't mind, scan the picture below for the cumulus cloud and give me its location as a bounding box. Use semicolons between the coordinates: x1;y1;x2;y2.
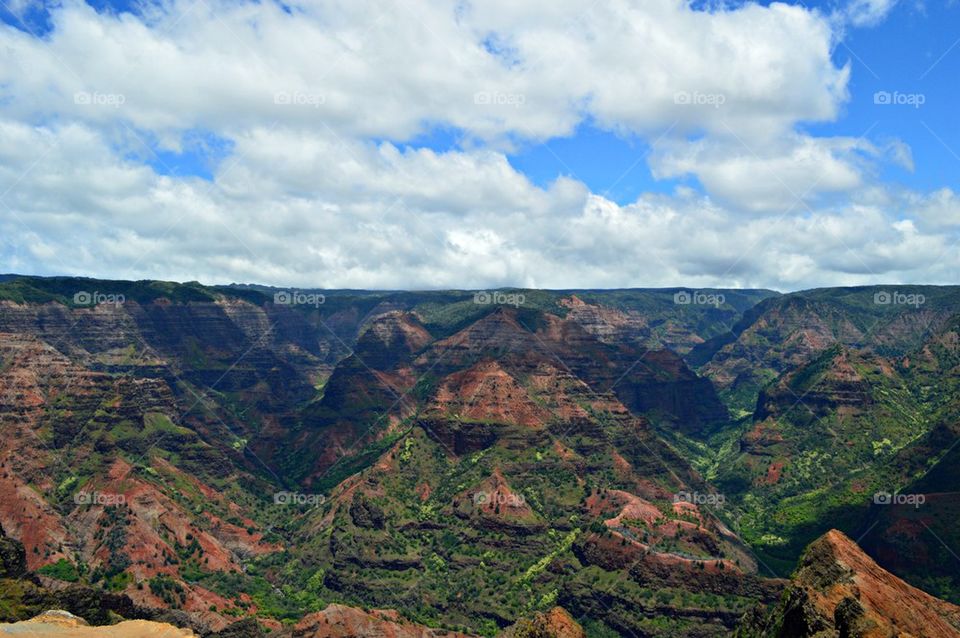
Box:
909;188;960;230
0;0;848;143
1;117;957;291
0;0;953;290
649;133;875;213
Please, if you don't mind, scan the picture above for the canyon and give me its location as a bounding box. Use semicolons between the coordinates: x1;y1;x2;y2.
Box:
1;276;958;637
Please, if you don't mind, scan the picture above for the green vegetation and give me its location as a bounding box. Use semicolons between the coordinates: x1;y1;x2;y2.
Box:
36;559;80;582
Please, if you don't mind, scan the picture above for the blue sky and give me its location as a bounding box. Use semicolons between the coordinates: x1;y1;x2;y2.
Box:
809;0;960;193
414;0;960;205
516;0;960;204
1;0;958;289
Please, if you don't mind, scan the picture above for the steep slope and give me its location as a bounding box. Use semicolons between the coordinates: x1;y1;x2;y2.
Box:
713;344;931;573
0;279;442;626
705;308;960;612
558;289;779;355
292;425;770;637
0;329;282;629
0;526;259;635
854;314;960;604
281;311;433;486
737;529;960;637
286;305;732;489
417;308;729;436
694;286;960;416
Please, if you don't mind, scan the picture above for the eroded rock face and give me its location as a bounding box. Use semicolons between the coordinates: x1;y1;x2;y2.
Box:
352;311;433;370
695;291;958;421
739;529;960;637
559;296;651;347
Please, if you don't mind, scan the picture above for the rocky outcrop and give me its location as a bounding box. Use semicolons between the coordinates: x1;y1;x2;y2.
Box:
696;289;960;418
418;359;556;454
453;469;546;534
425;360;553;429
349;493;386;529
419;307;728;436
738;530;960;637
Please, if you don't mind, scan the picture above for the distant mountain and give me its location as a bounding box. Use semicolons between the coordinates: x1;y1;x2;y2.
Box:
691;285;960;415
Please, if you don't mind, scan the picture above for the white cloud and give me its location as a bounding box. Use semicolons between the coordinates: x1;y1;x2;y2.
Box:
846;0;900;27
1;118;957;292
909;188;960;230
649;133;874;213
0;0;847;143
0;0;952;290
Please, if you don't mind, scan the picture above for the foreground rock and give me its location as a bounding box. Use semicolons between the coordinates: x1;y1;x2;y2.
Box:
738;529;960;637
0;610;194;637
